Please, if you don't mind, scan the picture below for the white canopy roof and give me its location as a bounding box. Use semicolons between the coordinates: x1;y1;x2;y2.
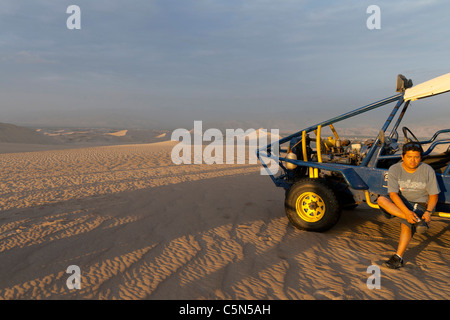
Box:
403;72;450;101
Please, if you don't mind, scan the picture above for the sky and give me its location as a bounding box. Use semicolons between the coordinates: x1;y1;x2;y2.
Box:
1;0;450;131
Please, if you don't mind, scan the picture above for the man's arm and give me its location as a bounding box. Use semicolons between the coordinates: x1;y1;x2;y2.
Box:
423;164;440;223
423;194;439;223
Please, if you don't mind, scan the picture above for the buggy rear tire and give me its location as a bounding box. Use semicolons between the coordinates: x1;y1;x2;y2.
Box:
285;178;341;232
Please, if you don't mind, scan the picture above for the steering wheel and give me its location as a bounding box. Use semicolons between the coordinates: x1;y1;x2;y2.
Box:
402;126;420;143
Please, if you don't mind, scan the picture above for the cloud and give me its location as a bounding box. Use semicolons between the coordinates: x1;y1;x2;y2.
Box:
1;0;450;129
6;50;59;64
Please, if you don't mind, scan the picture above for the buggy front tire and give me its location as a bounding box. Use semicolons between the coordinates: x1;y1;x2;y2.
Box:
285;178;341;232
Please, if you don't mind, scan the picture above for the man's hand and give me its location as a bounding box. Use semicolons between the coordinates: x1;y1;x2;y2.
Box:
422;211;432;223
405;210;419;224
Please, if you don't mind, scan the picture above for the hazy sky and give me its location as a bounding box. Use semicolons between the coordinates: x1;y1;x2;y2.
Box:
1;0;450;130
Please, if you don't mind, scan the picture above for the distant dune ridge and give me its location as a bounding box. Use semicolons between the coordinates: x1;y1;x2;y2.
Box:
105;130;128;137
0;123;171;154
0;122;56;144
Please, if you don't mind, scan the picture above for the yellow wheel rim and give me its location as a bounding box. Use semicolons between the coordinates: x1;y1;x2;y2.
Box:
295;192;326;222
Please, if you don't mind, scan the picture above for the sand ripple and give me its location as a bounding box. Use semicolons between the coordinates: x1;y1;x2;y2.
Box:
0;143;449;300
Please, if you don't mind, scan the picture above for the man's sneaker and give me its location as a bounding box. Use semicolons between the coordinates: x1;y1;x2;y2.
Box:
383;254;403;269
415;219;429;234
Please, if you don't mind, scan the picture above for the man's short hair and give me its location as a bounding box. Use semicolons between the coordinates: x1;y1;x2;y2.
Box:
402;142;423;156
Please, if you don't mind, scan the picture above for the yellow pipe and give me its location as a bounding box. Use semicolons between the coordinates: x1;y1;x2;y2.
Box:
433;212;450;218
329;124;340;140
313;125;322;178
302;131;307;161
365;191;380;209
363;191;450;218
302;130;314;178
316;125;322;163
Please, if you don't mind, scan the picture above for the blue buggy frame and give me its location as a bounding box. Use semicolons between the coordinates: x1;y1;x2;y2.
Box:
257;74;450;231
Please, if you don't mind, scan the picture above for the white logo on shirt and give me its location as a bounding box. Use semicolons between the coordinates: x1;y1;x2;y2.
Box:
398;179;426;191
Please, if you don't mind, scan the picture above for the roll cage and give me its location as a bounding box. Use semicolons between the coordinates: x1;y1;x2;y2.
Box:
257;74;450;219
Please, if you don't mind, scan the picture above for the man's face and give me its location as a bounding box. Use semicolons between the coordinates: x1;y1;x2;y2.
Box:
402;150;421;171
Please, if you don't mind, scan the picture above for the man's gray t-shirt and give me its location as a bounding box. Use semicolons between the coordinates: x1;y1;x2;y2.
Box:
387;162;440;203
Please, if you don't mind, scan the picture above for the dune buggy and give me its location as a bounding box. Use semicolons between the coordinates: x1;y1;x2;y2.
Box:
257;73;450;232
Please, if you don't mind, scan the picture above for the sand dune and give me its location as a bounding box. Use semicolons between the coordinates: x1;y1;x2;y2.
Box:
155;133;167;139
0;141;449;300
0;122;55;144
105;130;128;137
0;123;173;154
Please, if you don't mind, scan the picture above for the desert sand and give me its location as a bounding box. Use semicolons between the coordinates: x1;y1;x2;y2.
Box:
0;138;449;300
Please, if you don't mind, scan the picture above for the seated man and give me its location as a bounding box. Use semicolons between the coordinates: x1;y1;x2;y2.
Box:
377;142;440;269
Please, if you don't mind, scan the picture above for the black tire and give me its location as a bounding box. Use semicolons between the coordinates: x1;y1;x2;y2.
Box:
285;178;341;232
